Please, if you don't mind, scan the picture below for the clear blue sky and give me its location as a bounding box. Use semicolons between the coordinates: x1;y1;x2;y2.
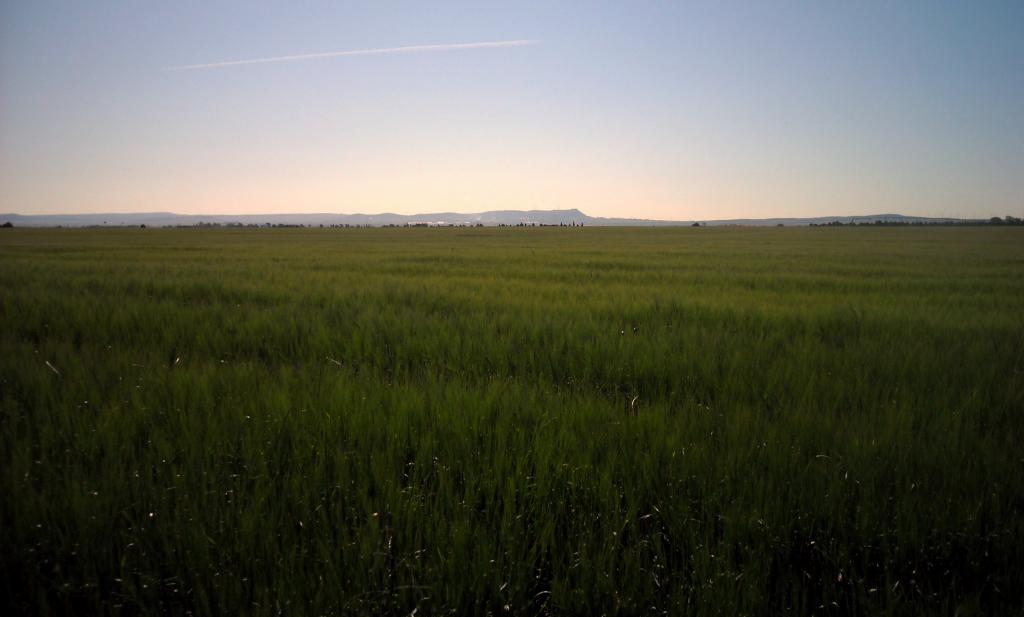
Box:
2;1;1022;219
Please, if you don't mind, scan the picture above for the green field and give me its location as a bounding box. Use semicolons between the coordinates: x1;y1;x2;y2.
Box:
2;227;1022;615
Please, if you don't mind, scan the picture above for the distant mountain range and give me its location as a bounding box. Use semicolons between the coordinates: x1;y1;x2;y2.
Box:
0;209;972;228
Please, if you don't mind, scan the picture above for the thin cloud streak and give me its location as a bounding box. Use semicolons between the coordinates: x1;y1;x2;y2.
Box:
163;39;541;71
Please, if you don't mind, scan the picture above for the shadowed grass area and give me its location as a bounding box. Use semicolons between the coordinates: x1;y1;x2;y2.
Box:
1;226;1022;615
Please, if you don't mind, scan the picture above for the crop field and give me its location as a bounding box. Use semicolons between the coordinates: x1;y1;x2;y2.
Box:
1;226;1022;615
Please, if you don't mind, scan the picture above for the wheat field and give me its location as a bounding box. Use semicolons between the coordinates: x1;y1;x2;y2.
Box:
2;226;1022;615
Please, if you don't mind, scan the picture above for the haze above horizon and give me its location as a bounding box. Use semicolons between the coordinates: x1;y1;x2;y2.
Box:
1;2;1022;220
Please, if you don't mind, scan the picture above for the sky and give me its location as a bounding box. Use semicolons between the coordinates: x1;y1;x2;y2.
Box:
1;1;1022;220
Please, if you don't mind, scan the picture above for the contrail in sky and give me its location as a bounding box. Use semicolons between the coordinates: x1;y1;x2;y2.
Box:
163;39;541;71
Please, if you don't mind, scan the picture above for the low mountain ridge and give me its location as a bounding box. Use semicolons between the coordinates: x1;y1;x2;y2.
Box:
0;209;970;227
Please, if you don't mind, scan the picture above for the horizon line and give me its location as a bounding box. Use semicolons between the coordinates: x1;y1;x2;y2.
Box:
1;210;990;222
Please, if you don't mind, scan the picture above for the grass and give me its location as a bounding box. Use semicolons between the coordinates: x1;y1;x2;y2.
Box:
1;226;1022;615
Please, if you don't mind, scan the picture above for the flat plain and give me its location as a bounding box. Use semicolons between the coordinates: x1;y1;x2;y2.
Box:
1;226;1022;615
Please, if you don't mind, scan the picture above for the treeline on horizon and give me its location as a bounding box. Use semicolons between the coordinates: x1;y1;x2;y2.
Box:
809;215;1024;227
3;215;1023;229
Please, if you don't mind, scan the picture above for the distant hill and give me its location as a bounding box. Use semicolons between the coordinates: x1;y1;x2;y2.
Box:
0;209;973;228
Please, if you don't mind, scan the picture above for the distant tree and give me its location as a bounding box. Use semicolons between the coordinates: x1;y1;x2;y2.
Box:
691;222;701;227
140;224;146;229
990;216;1005;225
1;221;13;228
